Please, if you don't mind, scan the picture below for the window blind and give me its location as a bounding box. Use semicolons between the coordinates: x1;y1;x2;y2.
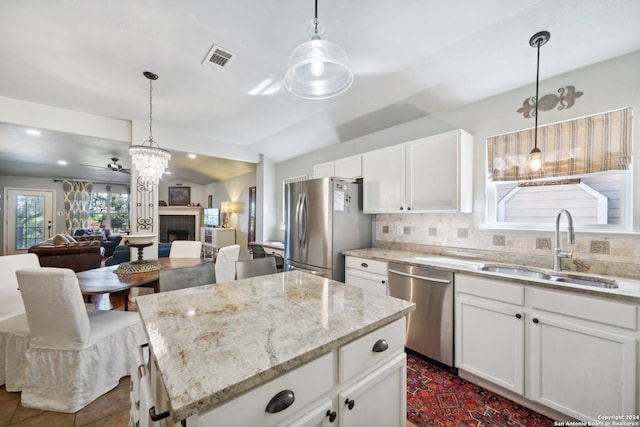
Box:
487;107;632;181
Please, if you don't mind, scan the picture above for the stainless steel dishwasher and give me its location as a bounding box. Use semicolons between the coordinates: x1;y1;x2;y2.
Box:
388;262;454;367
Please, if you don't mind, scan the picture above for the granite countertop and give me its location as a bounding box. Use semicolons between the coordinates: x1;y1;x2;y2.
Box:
344;248;640;303
135;270;415;422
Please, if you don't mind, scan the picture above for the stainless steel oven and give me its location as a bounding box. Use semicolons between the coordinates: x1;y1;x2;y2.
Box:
388;262;454;367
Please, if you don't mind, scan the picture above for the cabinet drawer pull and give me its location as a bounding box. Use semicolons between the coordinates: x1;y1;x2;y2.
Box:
532;318;539;324
149;407;170;421
345;398;355;410
372;339;389;353
515;313;522;319
265;390;295;413
326;410;337;422
360;262;368;268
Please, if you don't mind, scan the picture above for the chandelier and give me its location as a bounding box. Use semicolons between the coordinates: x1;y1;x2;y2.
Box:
284;0;353;99
129;71;171;185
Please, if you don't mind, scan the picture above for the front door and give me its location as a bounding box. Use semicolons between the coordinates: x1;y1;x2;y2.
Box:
4;188;55;255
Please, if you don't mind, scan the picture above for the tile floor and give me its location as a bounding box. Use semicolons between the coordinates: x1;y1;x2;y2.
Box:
0;377;130;427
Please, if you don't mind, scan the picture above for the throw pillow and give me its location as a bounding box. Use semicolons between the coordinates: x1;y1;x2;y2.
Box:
63;233;77;243
52;234;68;245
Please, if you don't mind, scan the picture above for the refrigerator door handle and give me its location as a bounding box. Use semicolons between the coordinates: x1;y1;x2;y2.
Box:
300;192;307;249
295;192;304;248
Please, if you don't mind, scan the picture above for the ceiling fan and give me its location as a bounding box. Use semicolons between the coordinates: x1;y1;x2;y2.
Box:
81;157;131;174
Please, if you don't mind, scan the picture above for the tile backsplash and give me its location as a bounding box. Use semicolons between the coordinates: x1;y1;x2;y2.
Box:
375;212;640;280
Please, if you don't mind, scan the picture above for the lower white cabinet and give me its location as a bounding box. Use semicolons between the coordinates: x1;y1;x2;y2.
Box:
526;288;637;421
338;354;406;427
344;256;388;296
455;273;639;422
147;318;407;426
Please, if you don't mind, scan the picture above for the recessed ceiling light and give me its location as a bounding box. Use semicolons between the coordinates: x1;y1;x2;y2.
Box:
188;154;197;159
57;160;67;165
26;129;41;136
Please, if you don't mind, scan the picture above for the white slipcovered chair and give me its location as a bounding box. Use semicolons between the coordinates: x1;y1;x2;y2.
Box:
214;244;240;283
0;253;40;391
16;267;147;412
169;240;203;258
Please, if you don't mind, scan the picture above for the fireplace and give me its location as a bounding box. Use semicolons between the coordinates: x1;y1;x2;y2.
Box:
168;229;190;242
158;206;203;243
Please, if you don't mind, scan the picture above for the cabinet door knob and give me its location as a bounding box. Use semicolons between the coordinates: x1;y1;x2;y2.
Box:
360;262;368;268
265;390;295;413
345;398;355;410
372;339;389;353
515;313;522;319
326;410;337;422
532;318;539;324
407;206;411;210
399;206;404;210
381;280;386;284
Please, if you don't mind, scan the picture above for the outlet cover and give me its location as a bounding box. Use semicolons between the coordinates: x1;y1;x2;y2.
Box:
428;227;437;236
403;226;411;235
396;226;404;236
382;225;389;234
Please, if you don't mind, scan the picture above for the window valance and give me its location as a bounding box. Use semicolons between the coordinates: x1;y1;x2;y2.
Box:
487;107;633;181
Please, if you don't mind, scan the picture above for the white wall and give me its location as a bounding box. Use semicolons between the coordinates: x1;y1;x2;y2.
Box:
276;50;640;233
208;172;257;259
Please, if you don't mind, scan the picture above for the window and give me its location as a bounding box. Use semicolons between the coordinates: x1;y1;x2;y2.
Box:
486;108;633;231
89;185;130;232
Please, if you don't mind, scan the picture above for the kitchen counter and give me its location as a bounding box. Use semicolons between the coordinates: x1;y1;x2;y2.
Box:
344;248;640;303
135;270;415;422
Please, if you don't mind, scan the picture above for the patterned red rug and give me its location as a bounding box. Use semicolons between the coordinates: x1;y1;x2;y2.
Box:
407;354;554;427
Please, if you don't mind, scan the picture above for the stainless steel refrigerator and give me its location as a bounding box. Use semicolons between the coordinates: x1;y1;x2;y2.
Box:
285;177;371;282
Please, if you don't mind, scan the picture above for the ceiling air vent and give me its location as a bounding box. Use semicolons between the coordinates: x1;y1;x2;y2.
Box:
202;44;235;71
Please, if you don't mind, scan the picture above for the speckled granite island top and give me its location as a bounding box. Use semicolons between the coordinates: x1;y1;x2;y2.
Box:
135;270;415;422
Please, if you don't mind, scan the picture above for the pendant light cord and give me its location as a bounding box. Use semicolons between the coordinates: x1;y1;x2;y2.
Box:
314;0;318;19
533;39;541;150
148;78;154;144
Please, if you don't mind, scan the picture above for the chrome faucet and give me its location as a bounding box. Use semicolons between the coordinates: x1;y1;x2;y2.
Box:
554;209;575;271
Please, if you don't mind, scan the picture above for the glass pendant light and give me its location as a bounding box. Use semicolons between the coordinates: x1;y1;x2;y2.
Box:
284;0;353;99
528;31;550;172
129;71;171;185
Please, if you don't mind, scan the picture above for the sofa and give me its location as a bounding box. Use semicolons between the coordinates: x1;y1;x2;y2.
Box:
104;242;172;266
28;237;103;272
74;228;123;257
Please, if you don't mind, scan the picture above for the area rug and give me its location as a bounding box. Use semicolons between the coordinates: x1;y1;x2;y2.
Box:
407;354;554;427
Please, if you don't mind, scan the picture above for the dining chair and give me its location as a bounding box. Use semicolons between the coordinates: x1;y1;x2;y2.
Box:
169;240;203;258
248;243;267;259
235;257;277;279
15;267;147;412
214;244;240;283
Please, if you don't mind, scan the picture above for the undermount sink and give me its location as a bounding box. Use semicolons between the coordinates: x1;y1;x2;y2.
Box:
551;276;619;289
480;265;552;280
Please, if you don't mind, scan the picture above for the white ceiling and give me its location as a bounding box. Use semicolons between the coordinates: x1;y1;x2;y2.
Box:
0;0;639;184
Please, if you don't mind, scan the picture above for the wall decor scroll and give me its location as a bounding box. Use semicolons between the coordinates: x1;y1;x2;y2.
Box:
517;85;583;118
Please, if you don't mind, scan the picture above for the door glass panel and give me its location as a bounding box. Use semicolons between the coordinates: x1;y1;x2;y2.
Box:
15;195;45;250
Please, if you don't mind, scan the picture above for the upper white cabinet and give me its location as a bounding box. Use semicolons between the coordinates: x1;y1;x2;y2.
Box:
363;129;473;213
313;155;362;179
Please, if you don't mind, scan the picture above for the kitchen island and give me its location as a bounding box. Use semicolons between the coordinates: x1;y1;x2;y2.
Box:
135;270;415;426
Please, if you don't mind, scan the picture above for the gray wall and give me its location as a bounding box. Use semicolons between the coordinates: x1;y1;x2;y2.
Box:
274;50;640;237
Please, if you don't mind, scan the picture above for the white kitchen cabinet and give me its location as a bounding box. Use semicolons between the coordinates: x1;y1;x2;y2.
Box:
455;273;639;422
527;288;637;421
338;354;406;427
159;318;407;426
345;256;388;296
200;227;235;258
363;129;473;213
313;162;335;179
313;155;363;179
455;274;525;394
362;144;406;213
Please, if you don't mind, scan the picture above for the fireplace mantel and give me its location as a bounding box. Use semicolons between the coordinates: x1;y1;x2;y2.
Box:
159;206;203;241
